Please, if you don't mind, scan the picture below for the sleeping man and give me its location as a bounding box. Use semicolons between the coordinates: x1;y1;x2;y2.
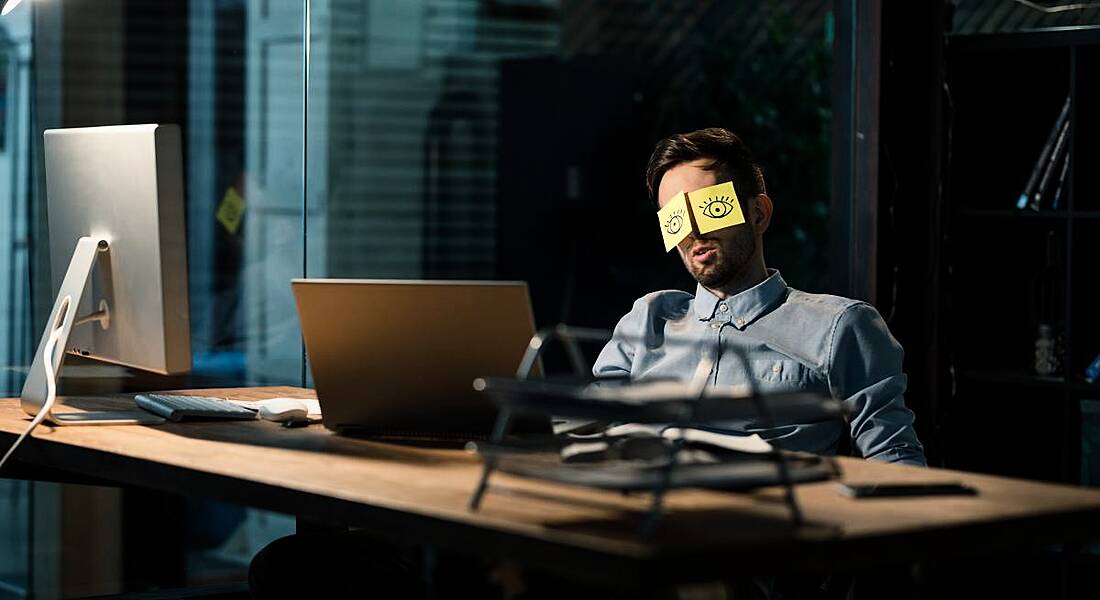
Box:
592;127;926;466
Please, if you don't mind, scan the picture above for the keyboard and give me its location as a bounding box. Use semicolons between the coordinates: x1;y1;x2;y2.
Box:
135;393;258;422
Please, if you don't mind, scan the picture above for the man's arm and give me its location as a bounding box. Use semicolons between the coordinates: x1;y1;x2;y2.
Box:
591;300;643;380
827;303;926;466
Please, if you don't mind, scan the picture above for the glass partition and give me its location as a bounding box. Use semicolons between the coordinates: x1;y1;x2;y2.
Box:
0;0;836;595
0;1;32;595
0;0;304;594
24;0;307;391
304;0;835;335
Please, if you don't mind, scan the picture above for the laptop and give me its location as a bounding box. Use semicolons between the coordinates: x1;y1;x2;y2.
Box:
291;279;548;441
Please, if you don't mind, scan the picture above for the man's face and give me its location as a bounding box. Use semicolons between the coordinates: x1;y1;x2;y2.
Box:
657;160;757;289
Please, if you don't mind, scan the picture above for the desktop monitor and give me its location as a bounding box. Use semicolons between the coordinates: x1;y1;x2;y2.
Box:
20;124;191;424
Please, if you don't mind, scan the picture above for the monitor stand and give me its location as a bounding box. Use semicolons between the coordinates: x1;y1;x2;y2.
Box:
19;236;164;426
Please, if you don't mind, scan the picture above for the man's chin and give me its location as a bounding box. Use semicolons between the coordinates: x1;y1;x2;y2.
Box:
691;267;732;289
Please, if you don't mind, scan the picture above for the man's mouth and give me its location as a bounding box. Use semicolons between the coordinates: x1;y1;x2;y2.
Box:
691;245;718;262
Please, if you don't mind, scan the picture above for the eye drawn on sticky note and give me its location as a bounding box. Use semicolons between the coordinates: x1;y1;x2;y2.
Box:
687;181;745;235
657;191;692;252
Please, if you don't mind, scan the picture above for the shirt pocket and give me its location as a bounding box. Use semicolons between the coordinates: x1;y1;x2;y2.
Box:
749;359;818;393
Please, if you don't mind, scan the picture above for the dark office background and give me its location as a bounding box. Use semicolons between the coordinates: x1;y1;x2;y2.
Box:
0;0;1098;597
0;1;840;595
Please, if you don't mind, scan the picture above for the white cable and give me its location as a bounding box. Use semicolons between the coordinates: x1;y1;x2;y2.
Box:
0;308;65;471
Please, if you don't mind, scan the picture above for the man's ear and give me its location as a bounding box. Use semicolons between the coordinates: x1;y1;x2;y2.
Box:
752;194;773;234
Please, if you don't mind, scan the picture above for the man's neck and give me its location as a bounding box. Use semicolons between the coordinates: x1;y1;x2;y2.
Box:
703;258;768;300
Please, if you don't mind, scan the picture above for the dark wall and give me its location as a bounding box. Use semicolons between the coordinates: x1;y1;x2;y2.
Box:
496;57;685;331
877;0;950;464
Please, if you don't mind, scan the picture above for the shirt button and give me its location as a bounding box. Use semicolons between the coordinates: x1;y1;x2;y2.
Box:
735;318;746;327
719;304;729;313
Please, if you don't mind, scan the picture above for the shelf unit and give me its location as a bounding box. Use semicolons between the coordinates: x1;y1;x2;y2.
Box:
942;28;1100;484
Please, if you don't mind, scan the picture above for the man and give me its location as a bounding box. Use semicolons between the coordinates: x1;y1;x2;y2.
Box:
593;128;925;466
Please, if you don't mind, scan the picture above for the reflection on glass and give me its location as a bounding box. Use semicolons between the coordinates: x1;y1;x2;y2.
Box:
8;1;301;593
0;0;835;594
306;0;833;332
0;1;31;593
240;1;305;385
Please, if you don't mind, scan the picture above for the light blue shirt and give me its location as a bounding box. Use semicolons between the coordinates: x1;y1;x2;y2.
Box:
592;270;926;466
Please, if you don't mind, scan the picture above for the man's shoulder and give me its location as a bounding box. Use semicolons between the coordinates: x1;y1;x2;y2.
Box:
612;289;692;324
755;288;888;374
776;289;890;342
762;288;879;344
782;289;866;320
628;289;695;313
608;290;695;339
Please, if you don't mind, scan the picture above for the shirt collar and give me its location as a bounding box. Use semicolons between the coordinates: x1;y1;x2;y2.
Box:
692;269;788;329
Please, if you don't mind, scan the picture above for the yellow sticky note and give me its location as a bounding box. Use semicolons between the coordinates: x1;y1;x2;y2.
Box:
657;191;691;252
687;181;745;235
216;186;246;235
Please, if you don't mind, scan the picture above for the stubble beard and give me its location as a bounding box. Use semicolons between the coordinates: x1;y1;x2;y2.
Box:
686;225;757;289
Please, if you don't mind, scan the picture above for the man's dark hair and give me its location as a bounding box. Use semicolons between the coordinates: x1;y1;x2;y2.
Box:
645;128;766;206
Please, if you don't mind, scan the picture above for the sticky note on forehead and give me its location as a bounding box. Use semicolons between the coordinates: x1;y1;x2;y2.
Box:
657;191;691;252
687;181;745;235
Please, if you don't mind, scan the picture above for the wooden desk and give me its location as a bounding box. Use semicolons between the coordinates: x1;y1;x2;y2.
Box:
3;386;1100;586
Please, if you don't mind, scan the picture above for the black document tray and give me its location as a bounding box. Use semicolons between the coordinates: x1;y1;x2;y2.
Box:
474;376;846;424
491;452;837;491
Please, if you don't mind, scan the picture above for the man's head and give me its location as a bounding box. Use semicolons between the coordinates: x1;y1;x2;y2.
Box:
646;128;773;294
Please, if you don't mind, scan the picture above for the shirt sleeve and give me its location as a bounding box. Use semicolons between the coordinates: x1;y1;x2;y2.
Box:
591;299;644;380
827;303;927;466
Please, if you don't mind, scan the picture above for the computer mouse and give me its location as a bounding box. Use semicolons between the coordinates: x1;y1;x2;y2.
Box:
257;398;309;422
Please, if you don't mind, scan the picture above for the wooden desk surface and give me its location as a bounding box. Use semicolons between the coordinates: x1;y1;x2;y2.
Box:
3;387;1100;584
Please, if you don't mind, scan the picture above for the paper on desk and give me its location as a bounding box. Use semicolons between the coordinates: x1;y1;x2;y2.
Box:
665;428;772;454
228;397;322;417
581;380;753;403
560;441;610;461
599;423;772;454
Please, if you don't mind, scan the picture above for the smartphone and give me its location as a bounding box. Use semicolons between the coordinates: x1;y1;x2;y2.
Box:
837;482;977;498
